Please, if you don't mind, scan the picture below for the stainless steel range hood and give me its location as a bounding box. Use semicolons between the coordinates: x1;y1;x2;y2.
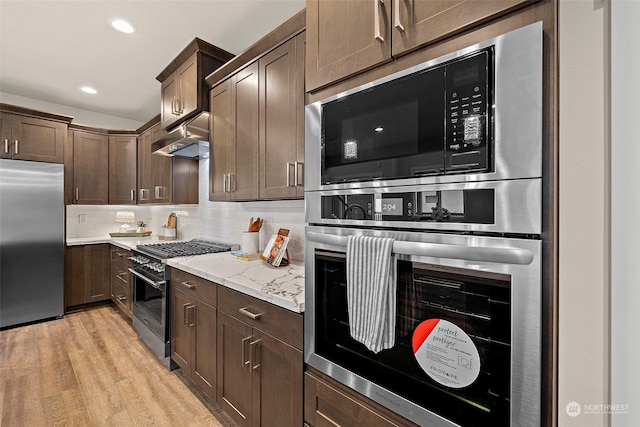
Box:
151;112;210;159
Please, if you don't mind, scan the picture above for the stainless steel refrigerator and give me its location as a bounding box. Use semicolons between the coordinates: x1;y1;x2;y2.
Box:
0;159;64;328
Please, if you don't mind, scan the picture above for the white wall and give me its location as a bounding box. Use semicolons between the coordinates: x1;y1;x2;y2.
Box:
558;1;609;426
0;92;144;129
611;0;640;425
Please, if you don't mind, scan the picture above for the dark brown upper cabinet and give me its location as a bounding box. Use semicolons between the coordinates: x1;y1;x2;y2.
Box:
108;134;137;205
258;33;305;200
71;129;108;205
157;38;234;131
209;63;260;202
1;105;71;163
138;120;172;204
137;117;198;205
306;0;535;91
206;10;305;202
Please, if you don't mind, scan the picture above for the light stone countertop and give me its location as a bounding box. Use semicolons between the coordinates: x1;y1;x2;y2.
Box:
66;236;305;313
167;253;305;313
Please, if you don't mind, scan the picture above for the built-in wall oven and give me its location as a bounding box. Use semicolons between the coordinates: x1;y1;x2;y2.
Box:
304;22;544;427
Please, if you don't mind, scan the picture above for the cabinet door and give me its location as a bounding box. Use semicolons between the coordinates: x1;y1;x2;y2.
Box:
177;53;198;121
192;299;216;398
9;114;66;163
259;37;299;199
161;73;180;130
231;62;259;200
83;244;110;303
151;126;172;204
252;330;303;427
392;0;534;56
171;285;192;371
306;0;392;91
108;135;137;204
73;131;108;204
1;113;11;159
217;311;253;427
64;245;85;309
137;128;153;204
209;80;233;201
172;158;199;204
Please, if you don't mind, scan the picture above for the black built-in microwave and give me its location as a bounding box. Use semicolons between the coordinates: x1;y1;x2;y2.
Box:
321;49;491;185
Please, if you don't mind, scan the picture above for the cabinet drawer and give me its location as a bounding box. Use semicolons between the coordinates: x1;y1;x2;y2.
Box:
114;282;131;315
170;268;217;306
218;285;303;350
111;247;132;263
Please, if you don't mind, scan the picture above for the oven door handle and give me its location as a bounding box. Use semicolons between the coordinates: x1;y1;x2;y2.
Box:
128;268;165;289
307;232;534;265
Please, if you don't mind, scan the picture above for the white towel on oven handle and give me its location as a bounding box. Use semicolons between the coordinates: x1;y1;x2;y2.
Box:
346;235;397;353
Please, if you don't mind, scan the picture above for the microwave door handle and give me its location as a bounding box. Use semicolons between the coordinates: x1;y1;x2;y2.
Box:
306;232;534;265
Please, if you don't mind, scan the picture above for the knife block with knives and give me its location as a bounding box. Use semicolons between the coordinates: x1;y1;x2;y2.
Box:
159;213;178;240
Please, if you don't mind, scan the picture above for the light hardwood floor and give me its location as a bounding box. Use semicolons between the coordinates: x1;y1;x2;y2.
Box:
0;305;232;426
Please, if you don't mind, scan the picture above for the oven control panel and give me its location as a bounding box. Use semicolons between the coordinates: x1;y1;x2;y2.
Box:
321;188;494;224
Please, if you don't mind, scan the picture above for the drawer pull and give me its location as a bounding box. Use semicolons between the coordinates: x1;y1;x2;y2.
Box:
181;281;195;290
117;295;127;301
239;306;262;320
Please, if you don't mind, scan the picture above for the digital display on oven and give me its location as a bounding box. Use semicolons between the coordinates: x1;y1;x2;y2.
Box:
382;198;403;216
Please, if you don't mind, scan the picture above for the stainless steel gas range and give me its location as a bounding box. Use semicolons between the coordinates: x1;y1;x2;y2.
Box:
130;239;233;369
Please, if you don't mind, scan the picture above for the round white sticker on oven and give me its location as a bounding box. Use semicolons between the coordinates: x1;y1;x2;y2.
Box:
412;319;480;389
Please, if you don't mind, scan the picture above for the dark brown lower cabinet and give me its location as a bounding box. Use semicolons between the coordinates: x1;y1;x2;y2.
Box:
304;369;419;427
170;269;217;398
217;287;303;427
64;244;110;310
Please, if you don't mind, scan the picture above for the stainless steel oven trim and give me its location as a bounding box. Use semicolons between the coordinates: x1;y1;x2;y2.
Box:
304;225;541;427
305;21;542;191
305;178;541;234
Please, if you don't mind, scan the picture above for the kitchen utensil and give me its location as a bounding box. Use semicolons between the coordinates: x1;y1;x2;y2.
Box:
248;217;263;232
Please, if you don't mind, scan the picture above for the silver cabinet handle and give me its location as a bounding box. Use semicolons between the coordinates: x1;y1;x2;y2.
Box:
242;336;252;369
394;0;404;31
228;173;235;192
188;305;196;327
223;173;228;193
177;97;184;114
239;306;262;320
117;295;127;302
14;140;18;154
183;303;190;324
130;189;135;201
374;0;384;42
294;161;304;186
250;339;261;371
139;188;149;201
3;139;7;154
155;186;164;199
75;188;79;201
181;281;195;290
286;162;293;187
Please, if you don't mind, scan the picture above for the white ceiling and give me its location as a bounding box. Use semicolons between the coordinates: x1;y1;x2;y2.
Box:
0;0;305;126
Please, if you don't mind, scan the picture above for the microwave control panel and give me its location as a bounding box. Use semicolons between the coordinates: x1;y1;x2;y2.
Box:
320;189;494;224
445;49;491;174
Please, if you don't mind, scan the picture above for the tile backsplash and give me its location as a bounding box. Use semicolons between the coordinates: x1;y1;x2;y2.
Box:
67;159;306;260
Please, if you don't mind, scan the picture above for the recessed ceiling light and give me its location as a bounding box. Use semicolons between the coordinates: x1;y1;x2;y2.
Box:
81;86;97;94
111;19;135;34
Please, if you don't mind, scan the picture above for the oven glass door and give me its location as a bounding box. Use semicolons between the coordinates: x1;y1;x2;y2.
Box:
132;274;166;340
314;250;511;426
